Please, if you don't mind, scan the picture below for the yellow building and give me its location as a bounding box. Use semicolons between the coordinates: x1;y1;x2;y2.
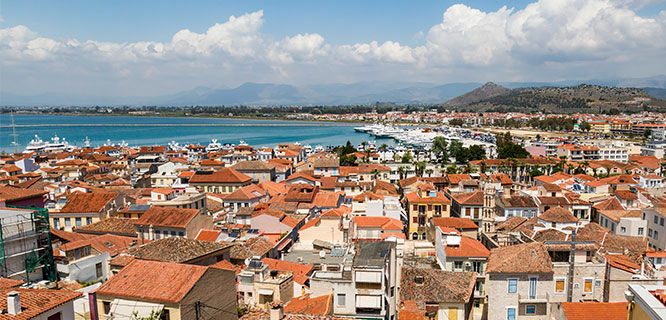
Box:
627;283;666;320
404;184;451;240
589;120;611;134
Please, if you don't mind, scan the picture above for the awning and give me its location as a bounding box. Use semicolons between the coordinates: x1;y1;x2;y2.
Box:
110;299;164;319
257;289;274;296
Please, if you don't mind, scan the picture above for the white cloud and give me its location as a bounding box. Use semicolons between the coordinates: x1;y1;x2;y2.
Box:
1;0;665;96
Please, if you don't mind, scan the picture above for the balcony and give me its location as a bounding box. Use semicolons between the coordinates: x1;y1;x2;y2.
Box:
518;292;549;303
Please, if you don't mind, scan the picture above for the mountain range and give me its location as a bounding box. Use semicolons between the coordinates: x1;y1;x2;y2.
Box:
2;75;666;106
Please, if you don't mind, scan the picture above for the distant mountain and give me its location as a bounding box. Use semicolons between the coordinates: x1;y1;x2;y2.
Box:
449;84;664;113
643;87;666;100
2;75;665;106
445;82;510;107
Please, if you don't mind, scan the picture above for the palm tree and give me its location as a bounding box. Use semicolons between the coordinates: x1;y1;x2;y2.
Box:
379;144;388;153
425;168;433;177
398;166;406;180
415;161;426;177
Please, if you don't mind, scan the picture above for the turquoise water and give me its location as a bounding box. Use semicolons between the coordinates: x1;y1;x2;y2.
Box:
0;114;393;151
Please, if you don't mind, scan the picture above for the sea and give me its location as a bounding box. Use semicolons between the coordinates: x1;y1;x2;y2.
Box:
0;114;395;152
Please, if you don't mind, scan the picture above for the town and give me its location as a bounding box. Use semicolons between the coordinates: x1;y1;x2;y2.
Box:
0;113;664;320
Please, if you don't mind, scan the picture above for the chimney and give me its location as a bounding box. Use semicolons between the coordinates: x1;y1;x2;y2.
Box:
270;305;284;320
7;291;20;315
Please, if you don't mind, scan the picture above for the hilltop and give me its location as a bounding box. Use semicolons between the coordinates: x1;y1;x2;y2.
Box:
445;84;666;113
444;82;510;107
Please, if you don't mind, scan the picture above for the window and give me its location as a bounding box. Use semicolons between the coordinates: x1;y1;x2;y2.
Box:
655;215;659;224
86;217;93;225
649;228;653;237
529;277;537;299
584;279;593;293
508;279;517;293
95;262;103;278
658;257;663;264
454;261;463;270
178;232;184;237
103;301;111;315
662;217;665;226
53;218;60;229
526;305;536;314
638;227;644;235
620;226;626;233
507;307;516;320
160;309;170;320
337;293;346;306
75;217;82;227
65;218;71;227
47;312;62;320
555;279;565;292
656;231;660;240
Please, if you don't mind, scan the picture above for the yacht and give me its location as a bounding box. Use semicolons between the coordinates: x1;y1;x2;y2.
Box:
43;135;74;152
205;139;222;152
24;135;47;153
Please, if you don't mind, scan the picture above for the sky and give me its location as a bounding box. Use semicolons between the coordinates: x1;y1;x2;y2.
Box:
1;0;666;97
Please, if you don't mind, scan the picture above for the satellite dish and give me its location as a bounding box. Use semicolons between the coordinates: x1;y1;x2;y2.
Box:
319;251;326;259
244;258;251;266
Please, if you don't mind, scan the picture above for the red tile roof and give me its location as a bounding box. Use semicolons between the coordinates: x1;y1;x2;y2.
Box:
134;206;200;228
284;294;333;316
262;258;314;277
444;236;490;258
59;192;116;213
486;242;553;274
430;217;478;230
561;302;627;320
354;216;403;230
452;191;484;206
190;168;252;184
539;206;578;223
0;288;81;320
95;259;211;303
0;186;47;202
0;278;23;289
195;229;222;242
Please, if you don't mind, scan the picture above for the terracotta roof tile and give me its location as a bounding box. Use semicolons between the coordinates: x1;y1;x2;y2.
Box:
284;294;332;316
95;259;211;303
444;236;490;258
59;192;116;213
561;302;628;320
539;206;578;223
134;206;199;228
0;288;81;320
400;267;476;308
486;242;553;274
190;168;252;184
262;258;314;277
127;237;232;263
75;218;137;236
431;217;478;230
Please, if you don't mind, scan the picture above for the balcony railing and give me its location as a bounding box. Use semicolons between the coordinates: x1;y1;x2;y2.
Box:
518;292;549;303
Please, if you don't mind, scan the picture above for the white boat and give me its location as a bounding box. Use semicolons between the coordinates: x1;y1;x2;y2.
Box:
43;135;74;152
24;135;47;153
205;139;222;152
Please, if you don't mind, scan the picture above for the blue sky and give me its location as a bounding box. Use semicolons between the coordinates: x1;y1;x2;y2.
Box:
1;0;665;97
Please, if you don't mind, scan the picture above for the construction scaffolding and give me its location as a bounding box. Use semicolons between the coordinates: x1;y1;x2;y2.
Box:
0;207;56;283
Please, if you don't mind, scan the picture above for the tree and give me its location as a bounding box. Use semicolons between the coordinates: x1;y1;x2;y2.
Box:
480;161;487;174
401;151;413;163
430;137;449;164
415;161;426;177
529;168;544;178
446;165;458;174
397;166;406;180
580;121;591;132
467;145;486;161
497;143;530;159
340;154;358;166
379;143;388;153
425;168;433;177
449;118;464;126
